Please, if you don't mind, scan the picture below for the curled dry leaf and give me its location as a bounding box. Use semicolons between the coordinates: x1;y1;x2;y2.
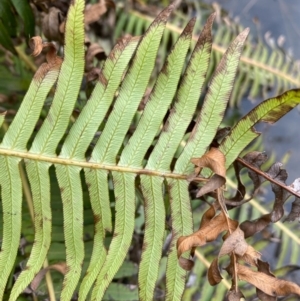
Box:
286;197;300;222
196;174;225;198
208;257;223;285
85;43;107;72
190;147;229;214
256;260;277;301
30;36;61;65
199;201;220;227
30;37;45;57
240;155;291;238
42;7;65;42
225;289;245;301
29;36;62;80
190;147;226;179
219;227;261;266
225;161;247;206
234;264;300;297
86;68;102;82
28;262;68;293
177;212;238;270
285;178;300;222
208;226;260;287
84;0;115;26
240;245;261;267
211;126;232;147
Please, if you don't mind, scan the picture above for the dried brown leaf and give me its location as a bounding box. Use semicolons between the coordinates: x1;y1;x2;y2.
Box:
85;43;107;71
219;227;248;257
191;148;229;214
29;36;62;83
177;212;237;270
225;161;247;206
196;174;225;198
219;227;261;266
30;262;68;292
240;245;261;266
42;7;64;42
86;68;101;82
240;157;291;238
256;260;277;301
200;201;220;227
191;147;226;178
84;0;115;26
236;264;300;297
30;37;60;65
225;289;245;301
208;257;223;285
243;151;268;190
285;179;300;222
30;37;44;57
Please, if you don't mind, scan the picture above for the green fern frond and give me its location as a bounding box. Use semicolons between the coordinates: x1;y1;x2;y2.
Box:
1;1;300;300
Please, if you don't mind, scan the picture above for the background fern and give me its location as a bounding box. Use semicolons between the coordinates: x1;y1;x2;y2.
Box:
115;1;300;107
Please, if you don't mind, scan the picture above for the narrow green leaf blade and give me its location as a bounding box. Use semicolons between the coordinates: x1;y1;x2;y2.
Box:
9;161;51;301
0;19;17;54
61;37;139;160
146;13;215;171
2;50;61;301
175;27;249;174
56;165;84;301
0;113;5;128
78;170;109;300
91;173;136;300
138;176;165;301
2;55;61;150
30;0;85;155
165;179;193;301
11;0;35;38
0;0;17;36
219;89;300;168
0;157;22;299
119;18;195;167
91;4;174;164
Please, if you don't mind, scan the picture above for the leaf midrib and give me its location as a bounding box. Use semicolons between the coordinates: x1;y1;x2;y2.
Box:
0;148;201;180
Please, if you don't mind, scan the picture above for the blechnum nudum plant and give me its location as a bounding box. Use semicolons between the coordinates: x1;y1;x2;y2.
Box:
0;1;300;300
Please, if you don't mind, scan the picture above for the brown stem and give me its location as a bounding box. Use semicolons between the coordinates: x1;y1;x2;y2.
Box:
232;254;238;293
236;157;300;199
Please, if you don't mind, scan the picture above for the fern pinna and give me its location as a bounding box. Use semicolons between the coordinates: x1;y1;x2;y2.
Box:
0;1;300;300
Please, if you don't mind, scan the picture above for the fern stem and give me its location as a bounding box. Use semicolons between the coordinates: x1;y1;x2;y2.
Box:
236;157;300;199
0;148;209;182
